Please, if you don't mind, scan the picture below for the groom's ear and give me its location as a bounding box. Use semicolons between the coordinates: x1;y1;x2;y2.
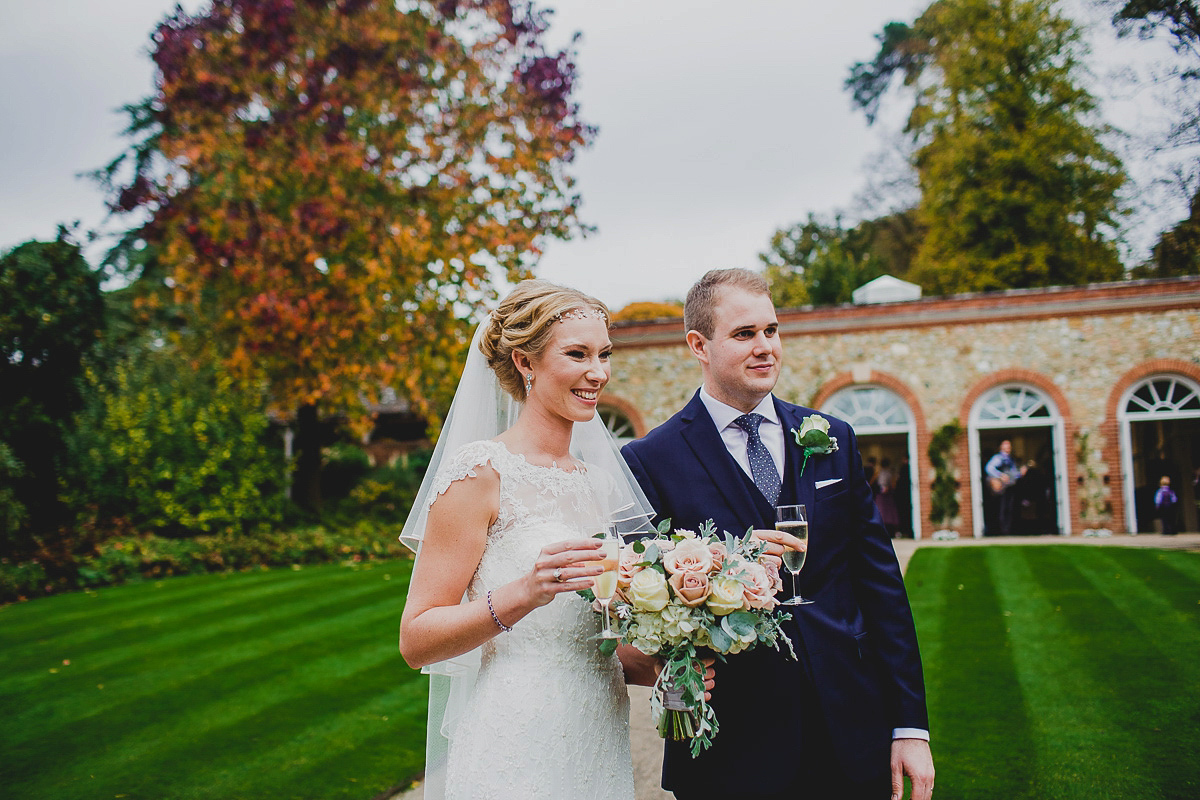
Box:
685;330;709;364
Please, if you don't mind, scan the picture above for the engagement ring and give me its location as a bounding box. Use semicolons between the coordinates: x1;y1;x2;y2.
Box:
553;567;564;582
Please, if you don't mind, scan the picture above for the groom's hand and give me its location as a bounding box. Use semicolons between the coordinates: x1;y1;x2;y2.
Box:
891;738;934;800
750;529;806;569
616;645;661;687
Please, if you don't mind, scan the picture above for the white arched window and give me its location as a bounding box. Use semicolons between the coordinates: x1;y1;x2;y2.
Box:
823;386;911;433
1123;376;1200;417
968;383;1069;537
976;385;1053;424
821;385;921;537
1118;374;1200;532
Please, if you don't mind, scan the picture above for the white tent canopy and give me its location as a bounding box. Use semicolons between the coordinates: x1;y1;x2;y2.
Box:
852;275;922;305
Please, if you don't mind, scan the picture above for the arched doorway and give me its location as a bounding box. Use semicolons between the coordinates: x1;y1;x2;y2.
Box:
969;384;1069;537
1118;375;1200;533
821;385;919;538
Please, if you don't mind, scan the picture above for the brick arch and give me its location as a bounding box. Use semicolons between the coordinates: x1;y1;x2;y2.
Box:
812;371;932;538
1102;358;1200;533
958;369;1078;537
597;394;649;439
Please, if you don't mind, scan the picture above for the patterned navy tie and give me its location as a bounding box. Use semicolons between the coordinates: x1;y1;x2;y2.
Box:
733;413;781;505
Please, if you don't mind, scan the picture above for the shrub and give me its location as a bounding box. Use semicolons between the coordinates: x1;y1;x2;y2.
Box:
65;347;287;538
0;520;410;602
928;420;963;525
0;442;27;548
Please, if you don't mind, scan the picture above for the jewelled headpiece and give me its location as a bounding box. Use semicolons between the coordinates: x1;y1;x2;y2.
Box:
553;306;609;324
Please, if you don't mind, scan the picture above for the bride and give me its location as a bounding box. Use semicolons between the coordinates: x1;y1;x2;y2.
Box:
399;280;666;800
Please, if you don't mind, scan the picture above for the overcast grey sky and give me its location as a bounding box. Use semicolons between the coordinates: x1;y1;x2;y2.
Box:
0;1;1182;309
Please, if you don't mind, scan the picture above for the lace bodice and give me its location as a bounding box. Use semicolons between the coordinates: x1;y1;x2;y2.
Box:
429;440;634;800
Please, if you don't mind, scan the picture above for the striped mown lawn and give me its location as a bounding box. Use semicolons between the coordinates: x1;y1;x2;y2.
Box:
0;560;426;800
906;545;1200;800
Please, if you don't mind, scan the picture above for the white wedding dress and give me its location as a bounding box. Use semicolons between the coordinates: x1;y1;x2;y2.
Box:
430;440;634;800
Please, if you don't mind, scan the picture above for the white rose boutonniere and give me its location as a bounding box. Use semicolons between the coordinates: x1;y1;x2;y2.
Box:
791;414;839;476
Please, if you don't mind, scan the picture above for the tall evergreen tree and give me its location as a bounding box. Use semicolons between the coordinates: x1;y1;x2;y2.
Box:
847;0;1127;294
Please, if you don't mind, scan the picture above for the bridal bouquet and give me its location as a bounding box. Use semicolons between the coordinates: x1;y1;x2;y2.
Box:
582;519;795;756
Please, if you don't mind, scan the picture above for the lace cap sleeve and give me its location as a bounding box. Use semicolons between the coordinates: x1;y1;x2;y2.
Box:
426;440;506;510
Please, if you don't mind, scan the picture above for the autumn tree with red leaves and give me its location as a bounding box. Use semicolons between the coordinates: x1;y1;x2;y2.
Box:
100;0;592;509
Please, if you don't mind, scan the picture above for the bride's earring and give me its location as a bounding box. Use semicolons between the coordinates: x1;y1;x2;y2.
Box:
525;372;533;394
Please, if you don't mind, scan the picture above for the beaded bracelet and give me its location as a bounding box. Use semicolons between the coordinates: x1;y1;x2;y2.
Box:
487;590;513;632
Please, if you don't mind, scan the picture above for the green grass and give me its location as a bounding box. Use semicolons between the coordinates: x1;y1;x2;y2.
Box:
906;546;1200;800
0;560;426;800
5;546;1198;799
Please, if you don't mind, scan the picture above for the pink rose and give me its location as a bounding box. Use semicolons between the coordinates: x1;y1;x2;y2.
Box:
707;542;726;572
617;546;644;589
668;570;710;607
762;558;784;594
662;537;714;575
741;561;777;611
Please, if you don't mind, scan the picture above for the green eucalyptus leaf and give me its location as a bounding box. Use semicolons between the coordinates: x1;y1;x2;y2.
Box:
707;623;733;652
726;611;757;636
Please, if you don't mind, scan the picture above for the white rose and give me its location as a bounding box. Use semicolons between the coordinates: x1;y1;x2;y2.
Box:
706;574;748;616
798;414;830;437
628;569;670;612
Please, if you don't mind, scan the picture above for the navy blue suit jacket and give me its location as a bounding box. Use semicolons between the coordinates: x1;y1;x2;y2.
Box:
622;392;928;794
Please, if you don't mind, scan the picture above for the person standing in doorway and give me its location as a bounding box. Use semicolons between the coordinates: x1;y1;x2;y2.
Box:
1155;476;1179;536
985;440;1025;535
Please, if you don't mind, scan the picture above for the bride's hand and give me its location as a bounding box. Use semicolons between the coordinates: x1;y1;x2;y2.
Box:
523;539;604;607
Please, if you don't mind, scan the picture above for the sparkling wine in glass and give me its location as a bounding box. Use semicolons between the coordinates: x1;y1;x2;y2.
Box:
595;523;622;639
776;504;813;606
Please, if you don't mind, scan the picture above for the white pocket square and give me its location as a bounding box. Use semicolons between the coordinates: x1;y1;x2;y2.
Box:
815;478;842;489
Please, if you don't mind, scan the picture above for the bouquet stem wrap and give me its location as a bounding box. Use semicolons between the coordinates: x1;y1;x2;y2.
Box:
652;648;716;753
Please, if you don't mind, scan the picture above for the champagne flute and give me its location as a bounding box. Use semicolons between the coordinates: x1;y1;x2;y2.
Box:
775;504;813;606
594;523;622;639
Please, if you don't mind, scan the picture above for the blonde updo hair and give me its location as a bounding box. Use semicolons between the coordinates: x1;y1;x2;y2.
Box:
479;279;611;401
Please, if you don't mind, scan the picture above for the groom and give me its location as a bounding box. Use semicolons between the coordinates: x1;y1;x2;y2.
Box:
622;269;934;800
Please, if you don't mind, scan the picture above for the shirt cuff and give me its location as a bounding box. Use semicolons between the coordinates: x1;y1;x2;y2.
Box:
892;728;930;741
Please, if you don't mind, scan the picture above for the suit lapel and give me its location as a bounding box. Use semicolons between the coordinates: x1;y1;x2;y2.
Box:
678;393;765;525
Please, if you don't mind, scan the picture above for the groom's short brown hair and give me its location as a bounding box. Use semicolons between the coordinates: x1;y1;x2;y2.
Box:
684;268;771;339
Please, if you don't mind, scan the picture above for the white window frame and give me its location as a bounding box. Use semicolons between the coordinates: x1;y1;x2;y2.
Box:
968;383;1070;538
821;385;922;537
1117;374;1200;533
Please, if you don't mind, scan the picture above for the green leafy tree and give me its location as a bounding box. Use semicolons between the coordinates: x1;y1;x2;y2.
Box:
759;213;908;307
847;0;1127;294
1131;182;1200;275
98;0;593;509
0;234;106;555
